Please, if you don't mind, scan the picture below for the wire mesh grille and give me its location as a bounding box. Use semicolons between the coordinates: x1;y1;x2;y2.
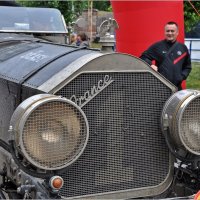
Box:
56;72;172;198
180;97;200;154
22;101;88;169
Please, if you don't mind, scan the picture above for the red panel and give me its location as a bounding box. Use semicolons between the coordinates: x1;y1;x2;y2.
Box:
111;0;185;88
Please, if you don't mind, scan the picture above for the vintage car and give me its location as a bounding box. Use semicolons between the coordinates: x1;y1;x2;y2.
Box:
0;5;68;44
0;5;200;200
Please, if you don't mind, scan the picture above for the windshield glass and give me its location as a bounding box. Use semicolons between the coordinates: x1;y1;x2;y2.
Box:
0;6;67;33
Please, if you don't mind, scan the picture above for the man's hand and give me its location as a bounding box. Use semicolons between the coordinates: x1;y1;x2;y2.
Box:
151;65;158;71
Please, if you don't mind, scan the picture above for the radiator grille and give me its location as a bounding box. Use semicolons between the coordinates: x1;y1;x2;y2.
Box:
56;72;172;198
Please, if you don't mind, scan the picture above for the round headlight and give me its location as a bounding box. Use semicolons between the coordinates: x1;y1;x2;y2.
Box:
161;89;200;155
10;94;89;170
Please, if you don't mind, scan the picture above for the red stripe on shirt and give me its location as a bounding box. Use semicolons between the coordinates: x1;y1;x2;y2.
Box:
173;52;187;64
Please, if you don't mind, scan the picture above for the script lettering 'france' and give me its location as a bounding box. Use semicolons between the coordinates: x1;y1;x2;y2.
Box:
70;75;114;108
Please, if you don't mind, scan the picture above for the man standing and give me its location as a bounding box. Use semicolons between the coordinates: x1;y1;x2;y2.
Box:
140;21;191;90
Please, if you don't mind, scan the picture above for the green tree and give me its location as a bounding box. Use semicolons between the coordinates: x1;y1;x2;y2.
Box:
93;1;111;11
16;0;112;22
184;1;200;32
17;1;199;32
17;0;88;24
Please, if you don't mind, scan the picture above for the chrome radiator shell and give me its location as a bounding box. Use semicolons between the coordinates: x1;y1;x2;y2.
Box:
49;54;176;199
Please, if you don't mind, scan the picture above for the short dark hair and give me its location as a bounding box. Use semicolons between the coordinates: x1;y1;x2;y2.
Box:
77;32;88;41
166;21;179;28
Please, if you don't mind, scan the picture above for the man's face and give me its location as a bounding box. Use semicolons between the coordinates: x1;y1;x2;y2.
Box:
164;24;179;42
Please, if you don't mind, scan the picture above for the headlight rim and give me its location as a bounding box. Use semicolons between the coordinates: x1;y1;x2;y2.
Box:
177;93;200;155
12;94;89;171
161;89;200;156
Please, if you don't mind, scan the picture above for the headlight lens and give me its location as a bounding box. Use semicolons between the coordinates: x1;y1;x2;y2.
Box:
11;94;89;170
161;89;200;155
179;97;200;154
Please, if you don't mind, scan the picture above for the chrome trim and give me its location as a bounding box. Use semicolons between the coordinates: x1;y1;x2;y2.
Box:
177;91;200;155
37;53;176;94
63;157;173;199
38;52;103;93
11;94;89;170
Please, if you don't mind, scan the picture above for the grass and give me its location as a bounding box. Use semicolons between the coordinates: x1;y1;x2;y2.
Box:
90;42;101;49
186;62;200;90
